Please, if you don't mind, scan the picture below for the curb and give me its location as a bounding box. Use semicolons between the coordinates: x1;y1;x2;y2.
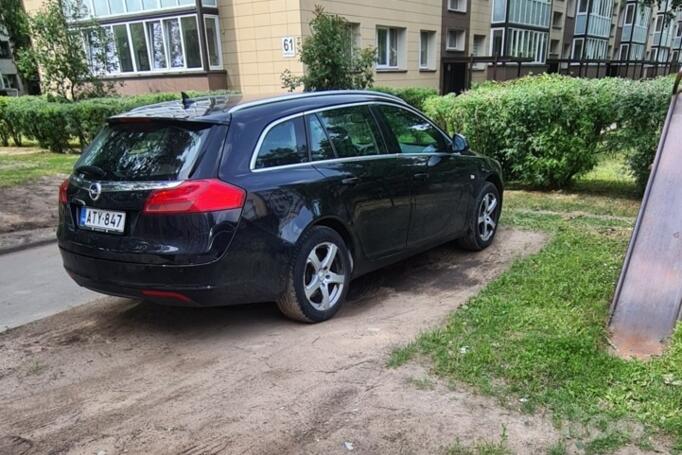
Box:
0;237;57;256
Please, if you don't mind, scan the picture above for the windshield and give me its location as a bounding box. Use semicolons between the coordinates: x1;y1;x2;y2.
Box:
75;122;212;181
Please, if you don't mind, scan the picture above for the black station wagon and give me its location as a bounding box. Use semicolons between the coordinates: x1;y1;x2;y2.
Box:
58;91;503;322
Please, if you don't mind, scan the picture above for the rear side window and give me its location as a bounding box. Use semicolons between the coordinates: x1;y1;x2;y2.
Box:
306;114;335;161
76;122;212;181
315;105;384;158
377;105;449;154
255;117;308;169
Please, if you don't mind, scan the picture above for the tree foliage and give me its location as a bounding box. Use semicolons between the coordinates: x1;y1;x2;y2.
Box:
17;0;117;100
281;5;376;91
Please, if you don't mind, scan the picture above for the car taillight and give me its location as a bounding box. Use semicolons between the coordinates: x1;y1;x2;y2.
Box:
59;179;69;204
143;179;246;214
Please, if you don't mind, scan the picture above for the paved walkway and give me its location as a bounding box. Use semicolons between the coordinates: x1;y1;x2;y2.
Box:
0;243;98;332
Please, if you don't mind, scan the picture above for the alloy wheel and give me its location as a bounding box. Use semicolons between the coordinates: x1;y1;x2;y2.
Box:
477;192;498;242
303;242;345;311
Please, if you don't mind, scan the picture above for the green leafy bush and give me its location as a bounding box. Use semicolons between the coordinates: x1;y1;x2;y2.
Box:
602;77;672;192
373;86;438;110
0;91;227;152
423;74;670;189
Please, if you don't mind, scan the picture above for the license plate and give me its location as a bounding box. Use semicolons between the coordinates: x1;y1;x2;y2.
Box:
79;207;126;234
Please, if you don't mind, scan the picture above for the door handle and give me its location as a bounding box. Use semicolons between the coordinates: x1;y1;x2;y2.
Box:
413;173;429;180
341;176;360;185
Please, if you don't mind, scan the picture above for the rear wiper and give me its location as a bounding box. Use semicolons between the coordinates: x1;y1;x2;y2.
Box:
75;164;107;179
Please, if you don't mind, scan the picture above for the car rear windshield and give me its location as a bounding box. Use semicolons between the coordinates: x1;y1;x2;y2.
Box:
75;121;213;181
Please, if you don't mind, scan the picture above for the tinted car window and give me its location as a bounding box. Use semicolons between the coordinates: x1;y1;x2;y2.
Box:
316;105;384;158
76;122;211;181
255;117;308;169
307;114;335;161
378;105;449;154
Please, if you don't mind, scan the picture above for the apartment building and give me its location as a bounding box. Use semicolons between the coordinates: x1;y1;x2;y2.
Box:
0;26;24;96
16;0;682;97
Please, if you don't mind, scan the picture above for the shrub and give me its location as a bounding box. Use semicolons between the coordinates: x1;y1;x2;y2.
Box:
423;74;670;190
604;77;673;192
373;86;438;110
0;91;229;152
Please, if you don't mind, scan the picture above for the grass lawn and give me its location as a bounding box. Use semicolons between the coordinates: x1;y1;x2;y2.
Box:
0;147;79;187
391;156;682;454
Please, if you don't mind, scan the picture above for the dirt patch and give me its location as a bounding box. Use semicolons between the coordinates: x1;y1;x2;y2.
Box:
0;175;64;234
0;229;553;454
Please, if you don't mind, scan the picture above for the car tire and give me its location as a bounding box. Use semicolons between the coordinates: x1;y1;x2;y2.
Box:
277;226;351;323
457;181;501;251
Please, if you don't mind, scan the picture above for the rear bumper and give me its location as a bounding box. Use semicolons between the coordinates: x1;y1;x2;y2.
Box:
60;246;277;306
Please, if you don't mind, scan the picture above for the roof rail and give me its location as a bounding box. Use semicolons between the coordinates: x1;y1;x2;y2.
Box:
228;90;407;114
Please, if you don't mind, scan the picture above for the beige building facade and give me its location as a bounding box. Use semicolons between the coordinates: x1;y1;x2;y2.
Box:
18;0;682;96
221;0;443;95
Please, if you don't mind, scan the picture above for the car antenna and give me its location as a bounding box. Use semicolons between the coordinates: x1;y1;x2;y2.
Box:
181;92;194;109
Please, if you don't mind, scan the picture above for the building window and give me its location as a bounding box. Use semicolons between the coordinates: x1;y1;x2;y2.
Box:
202;0;217;6
552;11;563;28
448;0;466;12
507;0;551;28
550;38;560;56
577;0;588;13
624;3;635;25
655;15;663;32
446;29;465;51
472;34;486;69
204;15;222;69
72;0;198;19
419;30;435;69
506;28;547;63
0;40;10;58
492;0;507;23
376;26;402;68
572;37;584;59
491;28;504;56
82;14;211;75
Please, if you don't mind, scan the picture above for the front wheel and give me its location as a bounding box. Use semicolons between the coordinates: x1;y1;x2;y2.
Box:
457;182;501;251
277;226;351;322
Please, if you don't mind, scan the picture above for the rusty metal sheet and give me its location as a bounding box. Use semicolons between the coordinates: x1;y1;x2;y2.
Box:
609;79;682;359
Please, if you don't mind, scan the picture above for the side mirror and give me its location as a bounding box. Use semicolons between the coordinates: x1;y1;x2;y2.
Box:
452;133;470;154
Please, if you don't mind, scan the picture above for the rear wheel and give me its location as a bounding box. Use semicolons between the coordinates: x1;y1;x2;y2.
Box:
277;226;351;322
458;182;501;251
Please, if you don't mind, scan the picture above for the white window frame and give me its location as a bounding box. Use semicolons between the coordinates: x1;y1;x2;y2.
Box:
448;0;467;13
74;0;198;20
82;13;206;76
624;3;635;25
203;14;223;70
376;26;402;69
490;27;505;57
572;37;584;59
446;29;465;51
619;43;629;60
419;30;435;69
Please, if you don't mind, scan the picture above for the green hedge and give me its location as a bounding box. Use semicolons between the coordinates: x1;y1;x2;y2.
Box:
372;86;438;110
0;91;229;153
423;75;672;190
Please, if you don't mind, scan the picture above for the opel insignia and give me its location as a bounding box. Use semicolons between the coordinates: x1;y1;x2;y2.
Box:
58;91;503;322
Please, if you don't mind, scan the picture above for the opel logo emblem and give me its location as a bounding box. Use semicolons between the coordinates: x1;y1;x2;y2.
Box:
88;182;102;201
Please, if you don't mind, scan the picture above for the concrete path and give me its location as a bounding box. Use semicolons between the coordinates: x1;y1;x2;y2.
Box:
0;243;98;332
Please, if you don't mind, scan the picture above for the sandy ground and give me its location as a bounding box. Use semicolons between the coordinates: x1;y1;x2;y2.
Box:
0;175;64;252
0;229;555;455
0;175;64;234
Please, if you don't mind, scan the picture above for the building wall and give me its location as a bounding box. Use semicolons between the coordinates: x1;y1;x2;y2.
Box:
217;0;305;95
300;0;442;89
469;0;491;85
